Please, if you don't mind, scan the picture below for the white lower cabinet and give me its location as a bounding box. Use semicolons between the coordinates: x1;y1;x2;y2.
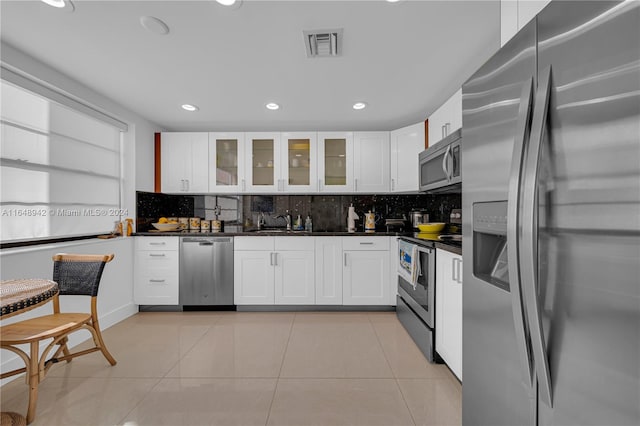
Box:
234;236;314;305
315;237;343;305
342;237;390;305
275;251;315;304
134;237;179;305
436;248;463;381
234;250;275;304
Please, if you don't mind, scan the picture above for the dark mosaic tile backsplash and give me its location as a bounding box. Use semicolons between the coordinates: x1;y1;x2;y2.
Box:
137;191;461;233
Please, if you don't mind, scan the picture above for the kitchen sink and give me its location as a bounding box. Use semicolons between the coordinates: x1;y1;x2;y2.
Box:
250;229;308;234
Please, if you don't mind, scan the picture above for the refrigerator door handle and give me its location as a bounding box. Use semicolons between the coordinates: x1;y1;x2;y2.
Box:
521;66;553;407
507;77;535;388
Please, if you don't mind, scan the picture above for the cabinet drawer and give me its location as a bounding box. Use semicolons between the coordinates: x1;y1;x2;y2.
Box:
275;236;315;251
136;250;179;272
342;236;389;251
235;236;274;251
136;237;179;251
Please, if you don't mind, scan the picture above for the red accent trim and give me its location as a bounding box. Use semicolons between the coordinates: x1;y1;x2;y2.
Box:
424;119;429;149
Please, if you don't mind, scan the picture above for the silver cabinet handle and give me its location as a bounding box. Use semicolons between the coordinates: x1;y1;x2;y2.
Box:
354;178;358;191
149;253;166;257
391;178;395;191
445;122;451;136
273;252;278;266
507;77;535;389
270;252;275;266
521;66;553;407
451;258;457;282
318;178;322;190
359;242;374;245
343;253;348;267
441;125;445;140
149;279;166;283
242;179;246;191
149;242;166;245
185;179;190;191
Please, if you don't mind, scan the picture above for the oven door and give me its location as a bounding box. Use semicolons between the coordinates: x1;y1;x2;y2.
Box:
397;244;435;328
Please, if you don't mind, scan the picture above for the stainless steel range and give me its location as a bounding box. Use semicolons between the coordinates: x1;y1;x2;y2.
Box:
396;237;438;362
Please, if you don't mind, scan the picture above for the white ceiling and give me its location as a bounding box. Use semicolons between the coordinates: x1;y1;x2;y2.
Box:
0;0;500;132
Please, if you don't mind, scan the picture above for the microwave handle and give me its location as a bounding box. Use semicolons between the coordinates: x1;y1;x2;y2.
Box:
442;145;451;181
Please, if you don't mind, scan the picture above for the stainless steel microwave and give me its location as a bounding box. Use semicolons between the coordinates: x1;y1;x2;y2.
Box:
419;128;462;193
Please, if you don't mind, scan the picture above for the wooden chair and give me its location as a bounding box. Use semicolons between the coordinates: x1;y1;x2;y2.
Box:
0;254;117;424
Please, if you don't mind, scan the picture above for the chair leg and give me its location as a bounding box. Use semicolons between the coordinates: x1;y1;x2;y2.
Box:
27;341;40;424
92;323;116;366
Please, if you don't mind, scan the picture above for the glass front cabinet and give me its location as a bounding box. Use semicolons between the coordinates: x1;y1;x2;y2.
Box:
244;132;282;193
208;132;245;193
317;132;354;192
281;132;317;193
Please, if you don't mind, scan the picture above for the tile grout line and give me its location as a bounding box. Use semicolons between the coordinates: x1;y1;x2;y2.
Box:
367;313;418;426
264;311;297;426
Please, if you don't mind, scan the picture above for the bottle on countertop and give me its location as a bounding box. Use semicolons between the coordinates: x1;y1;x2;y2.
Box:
305;215;313;232
294;214;303;231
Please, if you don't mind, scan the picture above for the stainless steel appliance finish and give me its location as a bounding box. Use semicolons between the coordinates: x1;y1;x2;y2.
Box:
179;237;234;306
419;128;461;193
409;210;429;229
396;238;438;362
462;2;640;425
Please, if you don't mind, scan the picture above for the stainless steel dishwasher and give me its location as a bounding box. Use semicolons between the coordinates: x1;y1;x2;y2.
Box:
179;236;234;308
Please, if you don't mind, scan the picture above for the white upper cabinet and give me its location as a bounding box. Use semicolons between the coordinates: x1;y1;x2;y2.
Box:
161;132;209;193
390;122;424;192
244;132;282;193
209;132;245;193
501;0;552;47
317;132;354;193
353;131;390;193
281;132;318;193
428;89;462;147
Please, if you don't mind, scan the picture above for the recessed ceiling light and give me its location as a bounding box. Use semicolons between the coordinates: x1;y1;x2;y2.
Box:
216;0;237;5
140;16;170;35
352;102;367;110
41;0;74;12
181;104;199;112
266;103;280;110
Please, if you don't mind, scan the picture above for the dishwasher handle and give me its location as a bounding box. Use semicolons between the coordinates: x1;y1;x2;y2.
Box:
182;237;232;244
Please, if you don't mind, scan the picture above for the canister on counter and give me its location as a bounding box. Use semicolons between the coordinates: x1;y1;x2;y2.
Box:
178;217;189;230
200;220;210;232
212;220;222;232
189;217;201;230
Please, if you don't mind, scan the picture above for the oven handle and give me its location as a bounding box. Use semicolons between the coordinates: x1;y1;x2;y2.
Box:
507;76;535;389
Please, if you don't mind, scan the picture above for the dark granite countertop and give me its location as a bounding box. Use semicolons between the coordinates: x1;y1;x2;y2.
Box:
134;231;413;237
398;234;463;256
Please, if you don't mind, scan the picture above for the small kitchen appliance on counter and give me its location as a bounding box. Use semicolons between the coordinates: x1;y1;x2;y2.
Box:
347;204;359;233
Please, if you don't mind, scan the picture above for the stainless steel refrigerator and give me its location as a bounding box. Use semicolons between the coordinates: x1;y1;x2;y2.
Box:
461;1;639;425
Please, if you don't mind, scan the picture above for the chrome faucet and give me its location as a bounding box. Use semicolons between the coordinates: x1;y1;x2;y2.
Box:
257;212;266;229
276;210;292;230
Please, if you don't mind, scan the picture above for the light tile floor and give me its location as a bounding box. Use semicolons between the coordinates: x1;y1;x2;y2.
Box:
0;311;461;426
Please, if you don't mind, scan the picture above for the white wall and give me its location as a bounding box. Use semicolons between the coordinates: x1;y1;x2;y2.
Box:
0;43;161;381
0;237;136;383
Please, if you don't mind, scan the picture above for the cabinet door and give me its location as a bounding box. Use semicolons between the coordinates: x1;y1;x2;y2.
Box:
134;250;179;305
274;251;315;304
343;250;390;305
501;0;518;46
315;237;343;305
353;132;390;193
428;103;448;147
390;123;424;192
281;132;317;193
317;132;354;192
244;132;282;193
160;132;208;193
234;250;275;304
436;249;463;380
209;132;245;193
449;89;463;134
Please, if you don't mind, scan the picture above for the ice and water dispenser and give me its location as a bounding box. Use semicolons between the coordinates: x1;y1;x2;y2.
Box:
473;201;510;291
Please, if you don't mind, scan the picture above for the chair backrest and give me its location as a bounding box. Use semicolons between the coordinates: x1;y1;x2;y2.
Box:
52;254;114;297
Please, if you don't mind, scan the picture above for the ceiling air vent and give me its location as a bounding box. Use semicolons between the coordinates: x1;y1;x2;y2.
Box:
303;29;343;58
